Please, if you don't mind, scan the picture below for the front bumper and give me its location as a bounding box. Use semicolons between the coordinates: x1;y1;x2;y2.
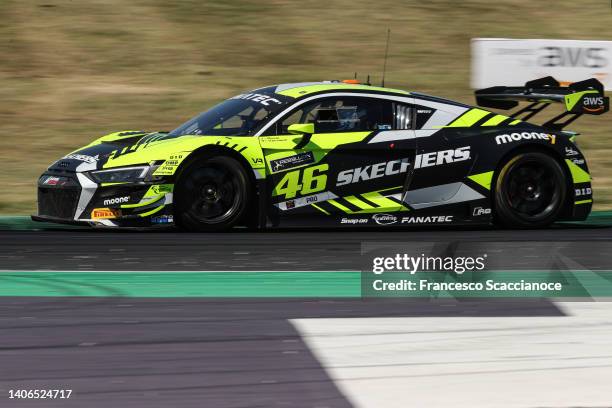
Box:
35;170;175;228
31;214;91;226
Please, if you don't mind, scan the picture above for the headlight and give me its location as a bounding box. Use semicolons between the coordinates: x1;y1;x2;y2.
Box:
89;166;150;183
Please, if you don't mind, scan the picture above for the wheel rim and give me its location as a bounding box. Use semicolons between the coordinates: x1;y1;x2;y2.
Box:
186;166;243;224
503;158;562;221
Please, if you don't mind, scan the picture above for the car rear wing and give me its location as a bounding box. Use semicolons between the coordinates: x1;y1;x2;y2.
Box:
475;76;609;130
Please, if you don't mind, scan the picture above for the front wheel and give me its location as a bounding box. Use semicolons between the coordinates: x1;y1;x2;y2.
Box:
174;156;252;232
494;152;567;228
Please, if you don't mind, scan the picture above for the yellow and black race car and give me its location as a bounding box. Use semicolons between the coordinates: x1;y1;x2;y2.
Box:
33;76;608;231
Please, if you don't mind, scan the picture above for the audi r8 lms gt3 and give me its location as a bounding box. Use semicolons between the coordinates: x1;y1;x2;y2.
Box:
33;76;608;231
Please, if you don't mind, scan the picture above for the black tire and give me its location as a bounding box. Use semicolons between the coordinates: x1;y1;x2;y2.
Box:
494;152;567;228
174;156;252;232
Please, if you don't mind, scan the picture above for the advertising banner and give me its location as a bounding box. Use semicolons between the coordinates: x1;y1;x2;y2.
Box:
472;38;612;89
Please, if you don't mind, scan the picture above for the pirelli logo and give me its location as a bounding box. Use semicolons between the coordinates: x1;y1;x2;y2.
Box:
91;208;120;219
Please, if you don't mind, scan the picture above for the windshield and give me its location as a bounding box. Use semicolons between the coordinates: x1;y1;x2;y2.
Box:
167;92;289;137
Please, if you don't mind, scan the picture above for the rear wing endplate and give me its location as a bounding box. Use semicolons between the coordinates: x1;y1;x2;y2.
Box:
475;76;609;130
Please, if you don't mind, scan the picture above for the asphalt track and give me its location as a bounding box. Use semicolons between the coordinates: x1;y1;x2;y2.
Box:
1;222;611;271
0;297;562;408
1;219;612;407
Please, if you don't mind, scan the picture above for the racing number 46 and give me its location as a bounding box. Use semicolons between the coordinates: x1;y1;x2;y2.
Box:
273;164;329;199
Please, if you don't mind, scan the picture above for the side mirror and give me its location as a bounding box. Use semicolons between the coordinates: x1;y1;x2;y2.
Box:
288;123;314;135
288;123;314;149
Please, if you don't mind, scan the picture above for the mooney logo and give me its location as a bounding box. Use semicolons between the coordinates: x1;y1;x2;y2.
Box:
495;132;555;145
103;196;130;206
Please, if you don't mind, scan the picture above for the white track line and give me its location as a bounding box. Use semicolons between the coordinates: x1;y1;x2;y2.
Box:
292;302;612;408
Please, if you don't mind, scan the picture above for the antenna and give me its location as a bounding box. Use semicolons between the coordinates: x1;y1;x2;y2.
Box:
381;28;391;87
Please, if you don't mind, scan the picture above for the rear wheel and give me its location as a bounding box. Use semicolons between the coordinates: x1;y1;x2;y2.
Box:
494;152;566;228
174;156;252;232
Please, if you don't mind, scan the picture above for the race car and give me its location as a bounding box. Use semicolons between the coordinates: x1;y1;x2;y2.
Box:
33;76;608;231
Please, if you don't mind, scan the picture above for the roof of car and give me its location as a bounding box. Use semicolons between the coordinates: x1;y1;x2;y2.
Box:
272;81;410;98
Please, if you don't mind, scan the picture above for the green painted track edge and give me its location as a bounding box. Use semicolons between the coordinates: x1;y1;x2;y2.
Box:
0;271;362;298
3;270;612;299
